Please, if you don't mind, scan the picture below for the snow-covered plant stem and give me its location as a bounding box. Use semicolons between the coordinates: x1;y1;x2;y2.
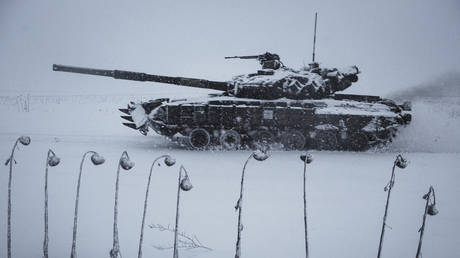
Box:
416;186;438;258
138;155;175;258
5;136;30;258
173;165;193;258
234;154;252;258
303;160;309;258
234;150;268;258
300;153;313;258
43;149;60;258
110;151;134;258
377;154;407;258
70;151;105;258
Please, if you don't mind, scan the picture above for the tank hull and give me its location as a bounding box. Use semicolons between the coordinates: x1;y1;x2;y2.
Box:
120;94;411;151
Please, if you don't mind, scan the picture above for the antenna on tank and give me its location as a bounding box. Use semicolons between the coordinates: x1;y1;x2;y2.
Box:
312;12;318;63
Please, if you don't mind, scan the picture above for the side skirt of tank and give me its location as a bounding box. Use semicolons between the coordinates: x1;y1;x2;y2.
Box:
148;101;407;151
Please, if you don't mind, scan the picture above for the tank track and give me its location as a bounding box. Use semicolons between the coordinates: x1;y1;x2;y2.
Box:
120;94;411;151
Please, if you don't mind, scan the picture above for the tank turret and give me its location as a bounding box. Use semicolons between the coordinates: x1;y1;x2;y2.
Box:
53;56;359;100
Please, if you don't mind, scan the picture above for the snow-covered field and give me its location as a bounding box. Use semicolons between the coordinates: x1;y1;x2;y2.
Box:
1;93;460;258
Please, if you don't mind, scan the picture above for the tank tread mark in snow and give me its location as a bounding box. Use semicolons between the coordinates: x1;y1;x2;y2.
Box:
53;58;411;151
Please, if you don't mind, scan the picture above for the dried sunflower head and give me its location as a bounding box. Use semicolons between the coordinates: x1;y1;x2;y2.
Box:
395;155;408;169
48;153;60;167
164;156;176;167
253;150;269;161
18;136;31;146
180;176;193;191
300;153;313;164
90;153;105;165
120;156;134;170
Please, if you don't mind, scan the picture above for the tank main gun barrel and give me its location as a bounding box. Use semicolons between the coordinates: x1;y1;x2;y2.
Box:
52;64;229;91
225;52;280;61
224;55;260;59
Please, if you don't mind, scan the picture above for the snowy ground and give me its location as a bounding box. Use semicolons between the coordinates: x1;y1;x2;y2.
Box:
1;93;460;258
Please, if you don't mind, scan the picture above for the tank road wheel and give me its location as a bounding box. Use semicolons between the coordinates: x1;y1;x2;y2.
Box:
347;132;370;151
316;130;338;150
189;128;211;149
251;130;274;150
280;130;306;150
220;130;241;150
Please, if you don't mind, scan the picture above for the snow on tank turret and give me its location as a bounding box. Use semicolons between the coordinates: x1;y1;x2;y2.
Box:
226;53;359;100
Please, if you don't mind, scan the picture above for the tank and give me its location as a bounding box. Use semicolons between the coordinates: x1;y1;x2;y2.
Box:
52;54;411;151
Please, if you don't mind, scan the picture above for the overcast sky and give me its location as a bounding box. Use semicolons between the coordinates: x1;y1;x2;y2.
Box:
1;0;459;97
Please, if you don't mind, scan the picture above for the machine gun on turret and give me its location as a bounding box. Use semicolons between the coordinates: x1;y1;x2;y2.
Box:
225;52;282;70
